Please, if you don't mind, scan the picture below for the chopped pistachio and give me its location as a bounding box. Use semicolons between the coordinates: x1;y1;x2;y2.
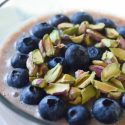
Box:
32;78;46;88
81;85;96;104
58;23;74;30
88;23;105;30
92;60;107;67
32;49;44;65
75;70;85;78
86;29;105;42
102;51;114;60
44;83;70;95
122;63;125;74
110;48;125;61
39;40;46;58
105;28;119;39
89;65;104;78
101;38;119;48
78;72;96;88
78;21;89;34
63;25;79;35
117;36;125;49
84;34;93;46
93;80;125;93
42;34;55;57
101;63;121;82
69;97;82;105
50;30;61;45
44;63;62;83
69;34;84;44
108;91;122;99
57;74;75;84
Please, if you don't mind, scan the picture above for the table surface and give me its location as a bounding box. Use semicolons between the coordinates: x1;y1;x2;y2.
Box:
0;0;125;125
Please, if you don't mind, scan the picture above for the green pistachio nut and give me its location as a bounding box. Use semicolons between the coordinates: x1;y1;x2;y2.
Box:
92;60;107;67
84;34;94;46
44;63;62;83
44;83;70;95
81;85;96;104
43;34;55;57
78;72;96;88
49;30;61;45
78;21;89;34
101;63;121;82
57;23;74;30
32;78;46;88
88;23;105;30
108;91;122;99
105;28;119;39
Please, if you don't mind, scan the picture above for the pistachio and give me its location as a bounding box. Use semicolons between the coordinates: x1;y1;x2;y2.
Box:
78;21;89;34
63;25;79;35
84;34;94;46
57;74;75;84
68;87;82;104
92;60;107;67
81;85;96;104
32;49;44;65
75;70;85;78
101;38;119;48
110;48;125;61
95;42;105;48
42;34;55;57
32;78;46;88
101;63;120;82
58;23;74;30
49;30;61;45
88;23;105;30
86;29;105;42
117;36;125;49
93;80;125;93
122;63;125;74
78;72;96;88
105;28;119;39
26;53;38;76
44;83;70;95
44;63;62;83
69;34;84;44
75;72;90;86
39;40;46;58
117;73;125;83
89;65;104;78
108;91;122;99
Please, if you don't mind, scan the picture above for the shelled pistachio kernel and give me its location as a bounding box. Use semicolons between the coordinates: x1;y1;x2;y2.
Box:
32;49;44;65
32;78;46;88
44;63;62;83
101;63;121;82
42;34;55;57
88;23;105;30
78;21;89;34
92;60;107;67
57;22;74;30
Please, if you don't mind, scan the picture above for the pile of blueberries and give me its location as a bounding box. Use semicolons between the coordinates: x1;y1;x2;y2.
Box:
6;12;125;125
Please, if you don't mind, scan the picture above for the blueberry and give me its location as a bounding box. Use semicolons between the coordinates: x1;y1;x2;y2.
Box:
87;47;103;60
66;105;90;125
20;85;46;105
48;14;70;27
92;98;122;124
47;57;68;72
11;52;28;68
120;94;125;108
95;18;116;28
31;22;54;38
38;95;67;121
7;68;29;88
117;26;125;38
71;12;94;24
16;35;39;54
65;44;89;70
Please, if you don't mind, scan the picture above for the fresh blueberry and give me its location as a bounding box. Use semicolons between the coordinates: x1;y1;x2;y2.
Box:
20;85;46;105
71;12;94;24
87;47;103;61
7;68;29;88
117;26;125;38
120;94;125;109
47;57;68;72
95;18;116;28
48;14;70;27
66;105;90;125
11;52;28;68
65;44;89;70
31;22;54;38
38;95;67;121
92;98;122;124
16;35;39;54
